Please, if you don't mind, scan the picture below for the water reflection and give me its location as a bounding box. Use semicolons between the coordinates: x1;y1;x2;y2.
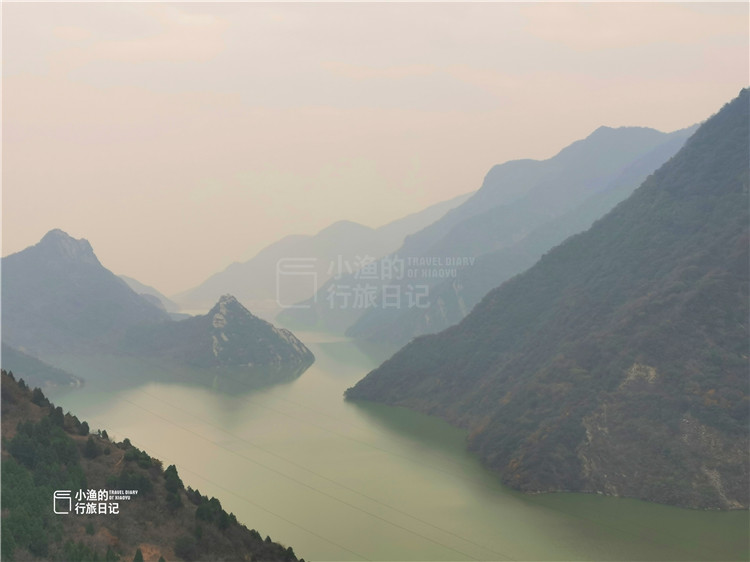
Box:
46;352;313;396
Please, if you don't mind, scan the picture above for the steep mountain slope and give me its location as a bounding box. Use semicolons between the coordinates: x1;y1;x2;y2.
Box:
349;125;696;346
346;90;749;509
2;231;315;387
398;125;683;259
124;295;314;376
120;275;181;313
0;370;301;562
1;230;170;356
0;343;83;390
175;193;469;315
281;125;695;333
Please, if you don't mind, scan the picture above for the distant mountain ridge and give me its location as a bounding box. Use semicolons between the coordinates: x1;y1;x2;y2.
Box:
2;229;170;356
346;90;749;509
175;192;470;316
347;125;697;346
2;230;315;387
280;124;696;334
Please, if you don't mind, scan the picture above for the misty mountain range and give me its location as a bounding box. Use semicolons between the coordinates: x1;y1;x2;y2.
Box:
174;192;470;317
278;123;697;338
1;230;315;388
0;121;700;388
2;91;746;513
348;124;698;346
346;89;749;509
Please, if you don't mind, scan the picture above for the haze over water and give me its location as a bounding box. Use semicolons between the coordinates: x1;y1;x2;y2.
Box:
47;334;749;562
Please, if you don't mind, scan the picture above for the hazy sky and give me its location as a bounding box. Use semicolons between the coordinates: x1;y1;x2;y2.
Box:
3;2;748;295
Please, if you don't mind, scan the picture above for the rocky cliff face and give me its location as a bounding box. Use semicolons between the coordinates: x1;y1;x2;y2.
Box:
205;295;315;371
575;363;748;510
124;295;315;377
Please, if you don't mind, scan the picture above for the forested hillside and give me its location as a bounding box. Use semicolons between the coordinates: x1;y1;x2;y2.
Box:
1;370;302;562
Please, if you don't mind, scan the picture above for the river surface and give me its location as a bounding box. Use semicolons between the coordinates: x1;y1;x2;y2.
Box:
47;334;749;562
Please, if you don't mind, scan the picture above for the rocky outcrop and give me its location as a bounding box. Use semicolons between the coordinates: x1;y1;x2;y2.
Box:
124;295;315;377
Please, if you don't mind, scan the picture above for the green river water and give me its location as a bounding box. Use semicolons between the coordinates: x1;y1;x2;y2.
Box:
47;334;749;561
